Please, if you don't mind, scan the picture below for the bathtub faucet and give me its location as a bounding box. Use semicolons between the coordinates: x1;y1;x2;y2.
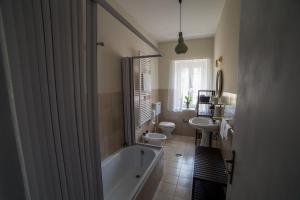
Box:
140;150;144;168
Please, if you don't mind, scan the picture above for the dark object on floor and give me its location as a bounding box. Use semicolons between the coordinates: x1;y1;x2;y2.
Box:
192;178;226;200
192;146;227;200
176;153;183;157
194;146;227;185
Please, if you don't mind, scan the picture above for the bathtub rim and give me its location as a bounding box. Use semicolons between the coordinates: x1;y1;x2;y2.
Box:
101;143;164;200
132;144;163;200
101;143;162;167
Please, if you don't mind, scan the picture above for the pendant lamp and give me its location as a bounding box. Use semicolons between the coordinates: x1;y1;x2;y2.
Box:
175;0;188;54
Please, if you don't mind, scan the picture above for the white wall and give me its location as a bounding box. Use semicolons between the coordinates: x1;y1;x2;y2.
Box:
97;5;158;93
214;0;240;93
228;0;300;199
97;5;159;158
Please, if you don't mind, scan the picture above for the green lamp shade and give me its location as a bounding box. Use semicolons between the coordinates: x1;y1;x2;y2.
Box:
175;32;188;54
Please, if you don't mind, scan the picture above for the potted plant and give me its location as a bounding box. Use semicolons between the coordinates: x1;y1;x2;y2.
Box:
184;95;192;109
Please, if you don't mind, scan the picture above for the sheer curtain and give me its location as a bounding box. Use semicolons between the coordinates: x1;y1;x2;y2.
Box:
168;59;212;112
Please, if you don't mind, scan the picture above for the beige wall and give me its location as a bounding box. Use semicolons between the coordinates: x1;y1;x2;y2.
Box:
158;38;214;89
97;0;241;153
212;0;240;160
97;5;158;159
157;38;214;136
214;0;241;93
97;5;158;93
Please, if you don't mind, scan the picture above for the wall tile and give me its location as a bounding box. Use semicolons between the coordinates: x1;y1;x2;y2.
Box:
157;89;197;137
98;92;124;160
98;89;159;160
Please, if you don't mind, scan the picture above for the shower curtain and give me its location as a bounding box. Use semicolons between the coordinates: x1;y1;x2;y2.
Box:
1;0;103;199
122;57;136;146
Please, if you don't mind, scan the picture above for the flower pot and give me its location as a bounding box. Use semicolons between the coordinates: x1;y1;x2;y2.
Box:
186;103;190;109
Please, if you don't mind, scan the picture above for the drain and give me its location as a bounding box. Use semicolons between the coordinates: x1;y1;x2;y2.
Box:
136;175;140;178
176;153;183;157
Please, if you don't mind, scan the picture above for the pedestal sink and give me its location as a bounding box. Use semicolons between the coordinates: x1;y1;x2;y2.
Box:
188;117;220;147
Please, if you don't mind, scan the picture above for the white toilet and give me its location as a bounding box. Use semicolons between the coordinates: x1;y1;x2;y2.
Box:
159;121;176;137
152;102;176;137
143;132;167;146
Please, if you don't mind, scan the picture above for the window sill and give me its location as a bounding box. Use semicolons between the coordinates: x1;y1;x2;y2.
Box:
182;108;196;111
181;108;197;114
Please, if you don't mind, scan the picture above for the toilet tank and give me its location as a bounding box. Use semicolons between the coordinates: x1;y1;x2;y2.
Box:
152;102;161;116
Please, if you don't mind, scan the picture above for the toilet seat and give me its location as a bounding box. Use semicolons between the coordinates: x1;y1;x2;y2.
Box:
145;133;167;140
159;121;175;128
159;121;176;137
143;132;167;146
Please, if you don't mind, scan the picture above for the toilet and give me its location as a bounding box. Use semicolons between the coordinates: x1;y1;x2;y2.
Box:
159;121;176;137
152;102;176;137
143;132;167;146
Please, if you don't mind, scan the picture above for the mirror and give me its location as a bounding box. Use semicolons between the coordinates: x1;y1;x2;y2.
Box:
216;70;223;97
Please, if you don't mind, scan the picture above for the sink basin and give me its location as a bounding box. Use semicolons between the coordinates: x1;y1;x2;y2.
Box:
188;117;220;146
189;117;219;131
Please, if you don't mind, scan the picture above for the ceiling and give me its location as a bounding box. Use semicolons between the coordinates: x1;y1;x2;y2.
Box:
111;0;226;43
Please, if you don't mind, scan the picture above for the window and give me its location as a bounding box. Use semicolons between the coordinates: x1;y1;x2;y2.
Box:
168;59;212;111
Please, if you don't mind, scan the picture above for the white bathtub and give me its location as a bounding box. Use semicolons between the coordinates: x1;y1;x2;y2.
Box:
101;144;163;200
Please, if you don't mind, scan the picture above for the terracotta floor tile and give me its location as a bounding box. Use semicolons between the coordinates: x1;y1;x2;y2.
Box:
181;164;193;170
179;170;193;178
177;177;193;188
159;182;176;195
154;192;173;200
153;135;195;200
164;166;181;176
174;186;191;199
165;160;182;168
163;175;179;185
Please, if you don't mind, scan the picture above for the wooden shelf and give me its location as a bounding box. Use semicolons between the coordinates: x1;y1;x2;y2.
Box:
198;102;212;105
196;90;215;118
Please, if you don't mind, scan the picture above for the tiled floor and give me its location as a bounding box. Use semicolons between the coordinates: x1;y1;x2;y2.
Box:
153;135;195;200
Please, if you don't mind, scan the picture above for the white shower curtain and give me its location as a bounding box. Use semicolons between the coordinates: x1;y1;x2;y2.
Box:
0;0;103;199
168;59;212;112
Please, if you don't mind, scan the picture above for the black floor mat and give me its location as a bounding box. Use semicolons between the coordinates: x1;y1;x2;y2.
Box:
192;178;226;200
193;146;227;185
192;146;228;200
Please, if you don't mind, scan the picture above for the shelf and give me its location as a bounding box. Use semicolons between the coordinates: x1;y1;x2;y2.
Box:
198;102;212;105
211;117;223;120
198;113;213;117
196;90;215;119
198;90;215;93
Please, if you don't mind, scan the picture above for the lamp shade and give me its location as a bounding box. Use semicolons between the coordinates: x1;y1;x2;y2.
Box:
175;32;188;54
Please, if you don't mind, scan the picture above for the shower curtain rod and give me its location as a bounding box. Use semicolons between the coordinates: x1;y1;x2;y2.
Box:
132;54;162;59
94;0;163;57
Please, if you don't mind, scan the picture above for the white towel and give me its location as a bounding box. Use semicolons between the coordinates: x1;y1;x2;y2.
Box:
224;123;232;140
220;119;232;140
219;119;226;139
142;73;151;92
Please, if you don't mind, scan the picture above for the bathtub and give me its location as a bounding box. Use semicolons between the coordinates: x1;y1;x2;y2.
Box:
101;144;164;200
